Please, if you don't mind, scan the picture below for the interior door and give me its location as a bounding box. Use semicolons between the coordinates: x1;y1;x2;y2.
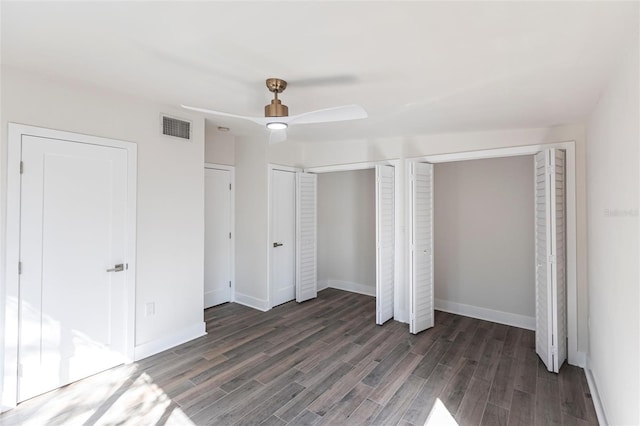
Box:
375;164;395;325
409;162;435;334
19;135;129;402
204;167;232;308
296;172;317;303
270;169;296;307
535;148;567;373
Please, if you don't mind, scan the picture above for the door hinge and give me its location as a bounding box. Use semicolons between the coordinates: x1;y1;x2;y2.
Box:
546;164;555;175
18;261;22;274
229;183;232;190
229;232;232;239
229;281;231;288
548;255;556;264
20;161;24;174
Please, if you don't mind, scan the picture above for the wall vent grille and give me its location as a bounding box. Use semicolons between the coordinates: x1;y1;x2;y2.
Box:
162;115;191;140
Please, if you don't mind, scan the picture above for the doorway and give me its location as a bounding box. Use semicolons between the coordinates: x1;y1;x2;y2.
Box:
270;169;297;306
268;166;318;307
204;164;234;308
317;169;376;298
407;142;578;369
4;124;137;408
304;162;398;325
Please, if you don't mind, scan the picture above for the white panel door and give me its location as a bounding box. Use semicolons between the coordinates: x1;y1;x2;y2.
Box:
409;162;435;334
535;149;567;373
271;170;296;307
19;135;129;402
296;172;317;303
375;164;395;325
204;167;232;308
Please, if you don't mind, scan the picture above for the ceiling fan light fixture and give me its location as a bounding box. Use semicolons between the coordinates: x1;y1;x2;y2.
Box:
182;76;367;146
266;122;288;130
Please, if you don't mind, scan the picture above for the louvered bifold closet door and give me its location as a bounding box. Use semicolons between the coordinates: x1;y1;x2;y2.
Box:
553;150;567;370
409;162;434;334
535;149;567;373
295;172;318;303
375;165;395;325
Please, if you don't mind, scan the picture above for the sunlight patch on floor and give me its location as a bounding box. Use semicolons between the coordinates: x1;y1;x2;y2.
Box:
425;398;459;426
8;366;193;426
96;372;194;425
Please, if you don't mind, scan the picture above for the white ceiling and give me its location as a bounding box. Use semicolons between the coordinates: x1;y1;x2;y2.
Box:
2;1;637;142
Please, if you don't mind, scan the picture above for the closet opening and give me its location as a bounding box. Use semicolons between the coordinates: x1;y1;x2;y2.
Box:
408;142;578;370
317;169;376;300
303;161;399;325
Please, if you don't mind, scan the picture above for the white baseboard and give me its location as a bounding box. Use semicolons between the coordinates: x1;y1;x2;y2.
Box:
317;280;329;291
134;322;206;361
434;298;535;330
585;358;609;426
572;350;587;368
324;279;375;297
234;291;270;312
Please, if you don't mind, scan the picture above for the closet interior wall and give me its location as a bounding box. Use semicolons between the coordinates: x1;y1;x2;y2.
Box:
317;169;376;296
433;155;536;326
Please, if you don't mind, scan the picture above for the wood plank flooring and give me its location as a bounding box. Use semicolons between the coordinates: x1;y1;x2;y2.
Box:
0;289;598;425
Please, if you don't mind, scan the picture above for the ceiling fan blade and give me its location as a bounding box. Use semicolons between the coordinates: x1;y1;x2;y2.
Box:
181;105;267;125
287;74;358;87
288;105;367;125
269;129;288;145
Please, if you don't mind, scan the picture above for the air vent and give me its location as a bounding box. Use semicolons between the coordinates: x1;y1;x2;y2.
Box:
161;114;191;140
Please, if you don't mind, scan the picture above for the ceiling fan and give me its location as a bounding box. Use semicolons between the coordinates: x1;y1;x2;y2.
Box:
182;78;367;144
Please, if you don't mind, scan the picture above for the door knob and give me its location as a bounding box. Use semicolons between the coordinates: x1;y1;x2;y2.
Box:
107;264;125;272
273;242;283;248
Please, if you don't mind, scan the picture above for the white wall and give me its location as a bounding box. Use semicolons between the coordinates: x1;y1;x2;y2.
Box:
585;43;639;425
434;156;535;326
317;169;376;296
300;124;588;358
205;120;235;165
0;66;206;376
232;136;302;310
231;134;299;310
268;140;303;168
233;136;269;309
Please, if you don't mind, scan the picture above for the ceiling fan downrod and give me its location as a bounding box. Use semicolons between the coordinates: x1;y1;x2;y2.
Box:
265;78;289;118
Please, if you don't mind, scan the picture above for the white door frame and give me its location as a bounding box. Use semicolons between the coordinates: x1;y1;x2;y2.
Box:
406;141;580;366
204;163;236;303
2;124;137;411
304;160;401;320
267;164;302;309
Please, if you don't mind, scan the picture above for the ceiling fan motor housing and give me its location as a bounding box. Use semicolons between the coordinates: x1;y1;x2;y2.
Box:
265;99;288;118
265;78;289;118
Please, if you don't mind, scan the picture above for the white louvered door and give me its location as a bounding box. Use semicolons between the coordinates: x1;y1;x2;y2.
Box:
296;172;317;303
553;150;567;369
375;165;395;325
535;149;567;373
409;162;434;334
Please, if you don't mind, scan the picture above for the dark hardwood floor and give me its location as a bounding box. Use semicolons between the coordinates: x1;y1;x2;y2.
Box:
0;289;598;425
